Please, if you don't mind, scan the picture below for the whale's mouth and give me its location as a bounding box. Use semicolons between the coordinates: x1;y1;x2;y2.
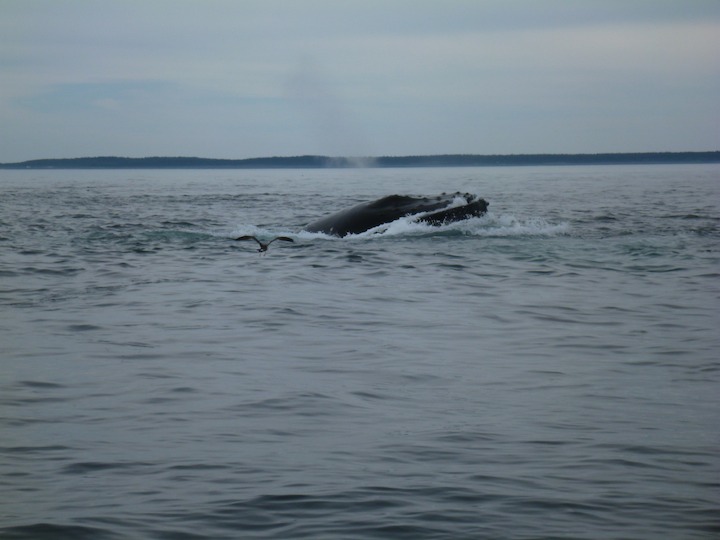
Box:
370;192;477;212
415;195;488;227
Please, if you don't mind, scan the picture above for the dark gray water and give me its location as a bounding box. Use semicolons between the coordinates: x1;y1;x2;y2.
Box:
1;165;718;539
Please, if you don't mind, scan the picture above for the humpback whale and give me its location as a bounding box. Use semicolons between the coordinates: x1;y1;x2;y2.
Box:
235;235;294;252
303;192;488;237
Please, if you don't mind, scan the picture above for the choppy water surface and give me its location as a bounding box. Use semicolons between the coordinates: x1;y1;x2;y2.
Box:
1;165;718;539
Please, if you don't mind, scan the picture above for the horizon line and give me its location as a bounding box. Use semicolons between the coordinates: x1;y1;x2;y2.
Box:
2;150;719;169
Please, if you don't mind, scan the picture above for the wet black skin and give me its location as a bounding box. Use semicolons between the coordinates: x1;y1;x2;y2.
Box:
303;192;488;237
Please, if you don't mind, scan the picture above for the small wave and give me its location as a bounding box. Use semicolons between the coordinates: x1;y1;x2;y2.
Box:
0;523;120;540
61;461;144;475
19;266;84;276
66;324;102;332
18;380;65;389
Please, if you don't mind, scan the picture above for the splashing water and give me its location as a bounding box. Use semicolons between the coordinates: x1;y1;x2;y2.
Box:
231;212;570;241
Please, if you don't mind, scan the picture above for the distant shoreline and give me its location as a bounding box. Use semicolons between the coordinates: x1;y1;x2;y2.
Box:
1;152;719;169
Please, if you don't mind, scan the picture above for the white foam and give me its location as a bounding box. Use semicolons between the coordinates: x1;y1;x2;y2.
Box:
228;212;569;242
453;213;571;237
345;212;570;239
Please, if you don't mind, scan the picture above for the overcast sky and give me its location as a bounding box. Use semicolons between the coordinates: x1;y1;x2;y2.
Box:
1;1;719;162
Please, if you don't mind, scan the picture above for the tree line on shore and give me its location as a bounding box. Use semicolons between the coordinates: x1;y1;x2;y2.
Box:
2;151;719;169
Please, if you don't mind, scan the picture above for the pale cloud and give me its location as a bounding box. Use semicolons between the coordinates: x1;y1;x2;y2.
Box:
1;0;718;161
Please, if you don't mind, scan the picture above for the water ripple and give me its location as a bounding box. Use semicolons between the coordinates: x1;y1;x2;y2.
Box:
1;166;718;540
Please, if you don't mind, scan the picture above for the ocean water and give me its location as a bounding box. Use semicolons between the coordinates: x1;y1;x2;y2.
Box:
0;164;718;539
